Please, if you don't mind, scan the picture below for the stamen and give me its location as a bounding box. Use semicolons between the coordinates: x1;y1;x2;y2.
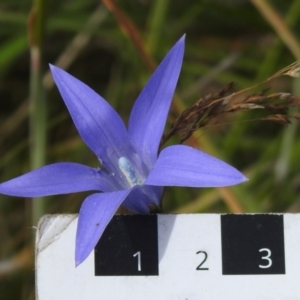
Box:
118;157;141;187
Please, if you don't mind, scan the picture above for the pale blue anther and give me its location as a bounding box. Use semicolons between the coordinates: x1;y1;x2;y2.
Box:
118;157;141;187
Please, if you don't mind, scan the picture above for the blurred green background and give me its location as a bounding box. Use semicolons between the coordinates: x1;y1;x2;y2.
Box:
1;0;300;298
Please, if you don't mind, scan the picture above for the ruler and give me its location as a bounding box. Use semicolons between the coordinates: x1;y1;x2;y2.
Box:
36;214;300;300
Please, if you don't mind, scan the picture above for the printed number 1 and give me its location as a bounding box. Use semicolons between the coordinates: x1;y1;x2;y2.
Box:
259;248;272;268
133;251;141;271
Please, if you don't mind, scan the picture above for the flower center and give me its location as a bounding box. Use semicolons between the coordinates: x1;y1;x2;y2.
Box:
118;157;142;187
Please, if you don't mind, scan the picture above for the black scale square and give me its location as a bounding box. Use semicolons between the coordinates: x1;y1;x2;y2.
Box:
94;214;158;276
221;214;285;275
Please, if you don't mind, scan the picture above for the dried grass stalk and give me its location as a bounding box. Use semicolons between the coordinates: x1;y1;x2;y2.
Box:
160;61;300;147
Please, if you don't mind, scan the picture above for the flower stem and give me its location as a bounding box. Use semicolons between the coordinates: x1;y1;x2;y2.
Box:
28;0;47;225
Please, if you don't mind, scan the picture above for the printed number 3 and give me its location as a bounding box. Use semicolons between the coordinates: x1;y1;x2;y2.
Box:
259;248;272;268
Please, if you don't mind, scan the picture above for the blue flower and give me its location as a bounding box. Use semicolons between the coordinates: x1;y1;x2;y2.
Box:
0;36;247;266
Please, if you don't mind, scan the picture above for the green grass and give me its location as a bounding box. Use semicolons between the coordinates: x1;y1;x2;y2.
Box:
1;0;300;298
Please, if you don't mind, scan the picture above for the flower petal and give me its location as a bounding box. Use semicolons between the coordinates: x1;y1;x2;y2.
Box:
122;184;163;213
75;190;131;266
128;36;185;168
145;145;248;187
50;65;131;175
0;163;115;197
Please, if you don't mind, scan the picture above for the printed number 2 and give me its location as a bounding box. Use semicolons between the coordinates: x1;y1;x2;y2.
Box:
196;251;209;270
259;248;272;268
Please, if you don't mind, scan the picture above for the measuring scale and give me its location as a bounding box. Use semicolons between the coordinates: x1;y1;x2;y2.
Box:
36;214;299;299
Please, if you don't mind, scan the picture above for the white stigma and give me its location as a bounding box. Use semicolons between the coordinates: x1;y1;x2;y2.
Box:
118;157;141;187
